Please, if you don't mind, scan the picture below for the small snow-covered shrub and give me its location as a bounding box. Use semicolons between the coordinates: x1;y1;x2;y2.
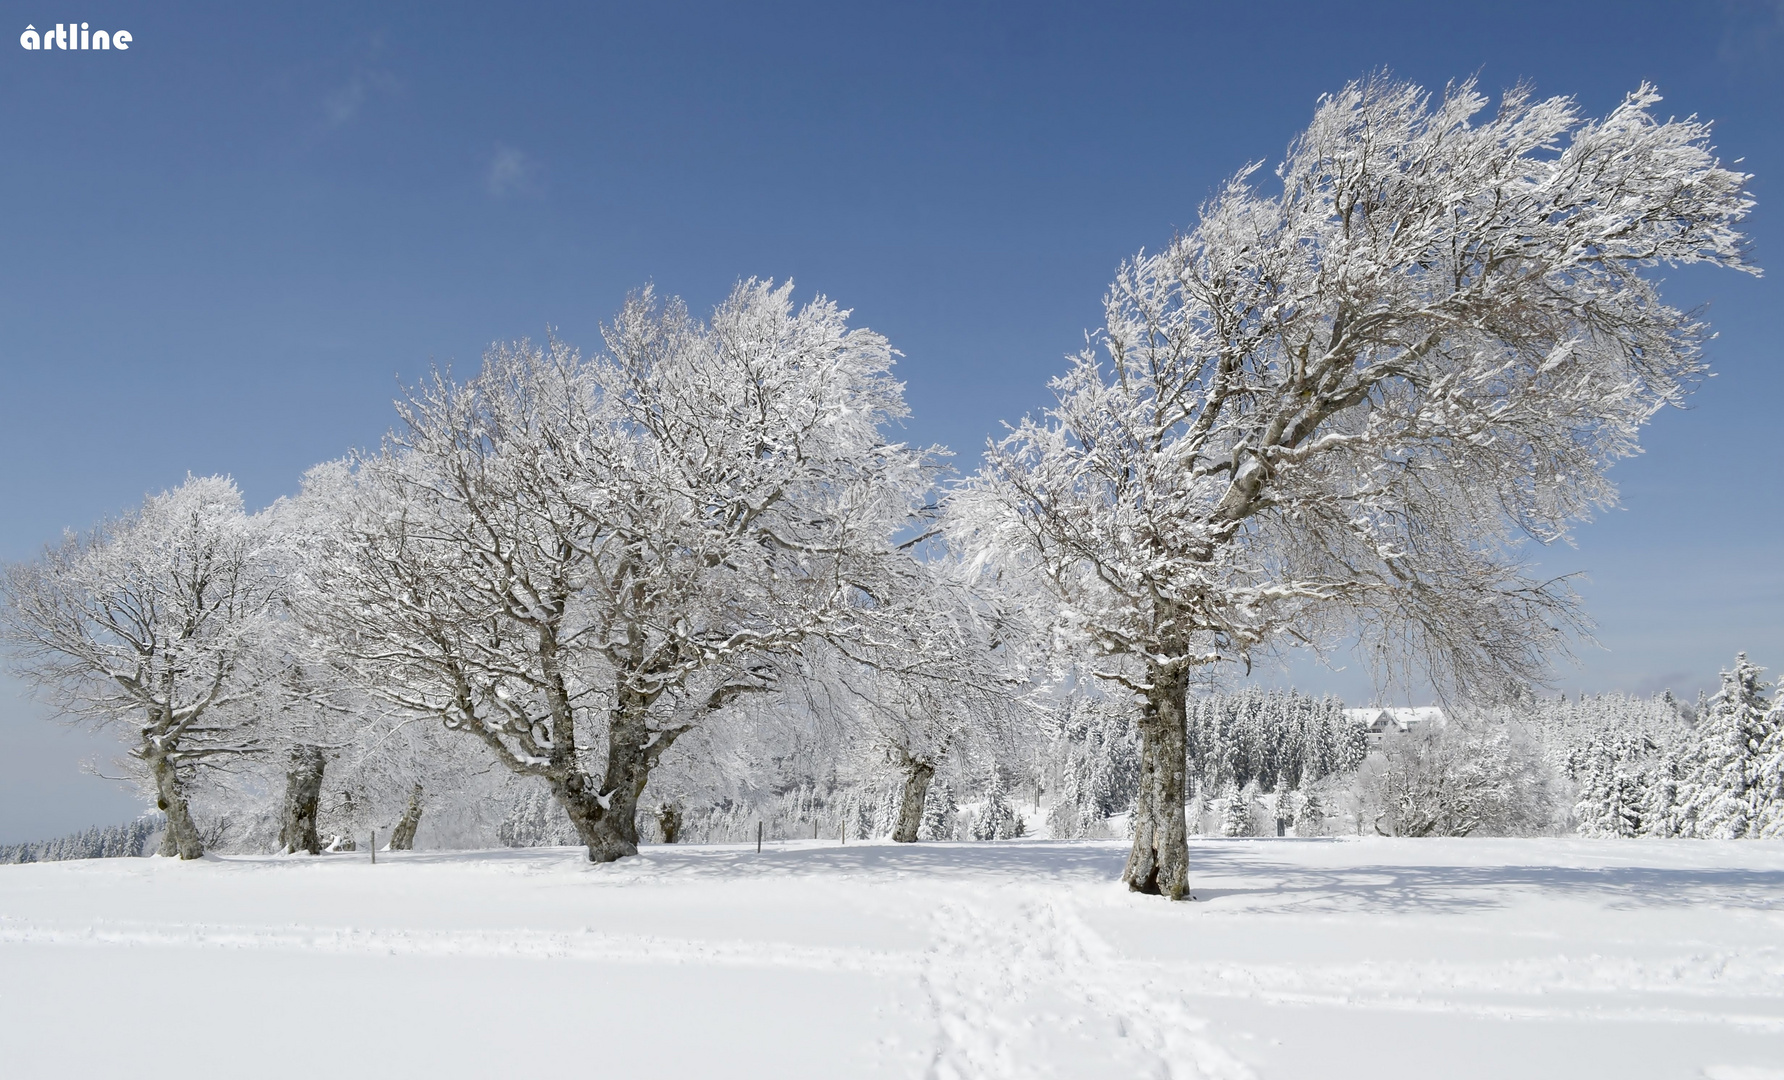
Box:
1356;717;1559;837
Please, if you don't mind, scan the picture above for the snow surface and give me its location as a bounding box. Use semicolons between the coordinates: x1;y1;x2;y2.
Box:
3;837;1782;1079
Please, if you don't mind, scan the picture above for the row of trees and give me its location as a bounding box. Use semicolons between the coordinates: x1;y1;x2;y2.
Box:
13;654;1784;858
0;282;1045;862
0;814;164;864
0;75;1758;898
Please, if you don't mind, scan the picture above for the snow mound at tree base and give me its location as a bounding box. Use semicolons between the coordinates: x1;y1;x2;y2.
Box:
3;837;1782;1079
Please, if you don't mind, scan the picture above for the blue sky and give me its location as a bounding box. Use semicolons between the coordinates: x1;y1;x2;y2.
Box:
2;1;1780;841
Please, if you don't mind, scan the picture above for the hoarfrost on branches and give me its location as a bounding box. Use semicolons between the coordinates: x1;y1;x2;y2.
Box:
964;74;1756;897
297;280;937;863
0;476;281;859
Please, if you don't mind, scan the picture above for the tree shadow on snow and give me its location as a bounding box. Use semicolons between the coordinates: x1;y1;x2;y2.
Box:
1182;843;1784;914
612;839;1134;885
360;840;1784;914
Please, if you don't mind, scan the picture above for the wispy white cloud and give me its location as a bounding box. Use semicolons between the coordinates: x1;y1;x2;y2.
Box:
323;77;367;128
320;32;400;130
486;145;545;199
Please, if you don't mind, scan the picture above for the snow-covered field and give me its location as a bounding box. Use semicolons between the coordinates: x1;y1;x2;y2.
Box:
3;838;1782;1079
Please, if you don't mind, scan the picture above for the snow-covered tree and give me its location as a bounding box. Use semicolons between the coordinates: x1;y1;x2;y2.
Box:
1486;689;1690;836
634;667;846;843
804;546;1039;843
1221;781;1257;837
919;778;959;841
965;76;1754;897
1295;788;1325;836
1186;688;1363;796
0;476;281;859
971;770;1024;840
1047;692;1142;837
0;814;165;863
1754;693;1784;839
1572;742;1649;839
1359;716;1557;837
298;280;935;863
1677;654;1776;838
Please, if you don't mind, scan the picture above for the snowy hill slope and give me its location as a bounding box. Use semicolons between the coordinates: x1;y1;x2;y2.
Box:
3;838;1782;1079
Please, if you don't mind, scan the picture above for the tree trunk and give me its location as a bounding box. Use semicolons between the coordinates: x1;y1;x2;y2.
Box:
148;751;203;860
1123;668;1191;899
656;803;683;844
891;759;935;843
388;783;424;850
278;744;326;855
551;694;654;863
554;770;642;863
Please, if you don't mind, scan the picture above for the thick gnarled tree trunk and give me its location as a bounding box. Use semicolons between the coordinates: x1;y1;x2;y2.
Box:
388;783;424;850
278;744;326;855
147;750;204;860
552;693;669;864
555;772;642;863
891;758;935;843
1122;668;1190;899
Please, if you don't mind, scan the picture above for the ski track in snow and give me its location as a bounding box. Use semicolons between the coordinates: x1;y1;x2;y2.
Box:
0;903;1255;1077
918;893;1255;1079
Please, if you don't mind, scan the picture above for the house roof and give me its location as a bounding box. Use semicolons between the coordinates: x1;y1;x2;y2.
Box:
1343;706;1447;733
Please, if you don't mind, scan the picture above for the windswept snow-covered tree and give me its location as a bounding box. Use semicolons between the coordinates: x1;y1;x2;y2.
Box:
969;76;1755;897
0;476;281;859
299;280;935;863
274;468;511;854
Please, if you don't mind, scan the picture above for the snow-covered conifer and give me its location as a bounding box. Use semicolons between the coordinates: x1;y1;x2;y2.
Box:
1572;741;1647;838
1296;789;1325;836
1754;692;1784;838
1678;654;1775;838
920;779;959;841
1049;693;1141;834
972;771;1022;840
1222;781;1256;837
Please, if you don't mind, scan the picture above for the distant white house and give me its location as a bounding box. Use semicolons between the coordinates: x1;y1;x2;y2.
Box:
1343;706;1447;737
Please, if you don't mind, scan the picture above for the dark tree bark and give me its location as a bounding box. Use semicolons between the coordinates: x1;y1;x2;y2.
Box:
147;748;203;860
1122;668;1191;899
549;688;689;864
656;803;684;844
278;744;326;855
891;758;935;843
388;783;424;850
